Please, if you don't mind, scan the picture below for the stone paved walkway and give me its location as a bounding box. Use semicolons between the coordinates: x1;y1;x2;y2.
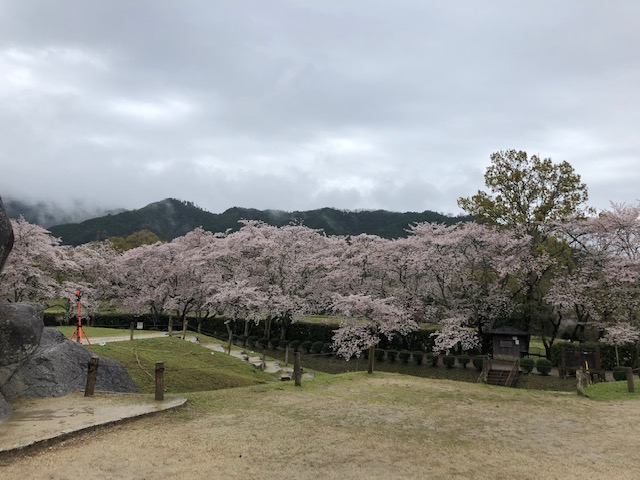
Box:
0;392;186;456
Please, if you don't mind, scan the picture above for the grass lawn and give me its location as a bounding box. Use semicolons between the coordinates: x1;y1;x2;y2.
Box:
6;372;640;479
53;326;136;338
87;337;275;393
585;380;640;401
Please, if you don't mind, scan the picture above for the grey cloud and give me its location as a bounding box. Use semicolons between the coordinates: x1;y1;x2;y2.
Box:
1;0;639;216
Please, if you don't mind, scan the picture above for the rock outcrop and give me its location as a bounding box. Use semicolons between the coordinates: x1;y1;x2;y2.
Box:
1;328;137;398
0;198;136;420
0;303;44;385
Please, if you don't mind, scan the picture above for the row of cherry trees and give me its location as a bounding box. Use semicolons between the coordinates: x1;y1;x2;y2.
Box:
1;202;639;359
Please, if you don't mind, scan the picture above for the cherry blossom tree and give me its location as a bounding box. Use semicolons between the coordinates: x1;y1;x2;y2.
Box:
404;222;532;348
209;280;267;353
430;315;480;354
548;202;640;347
600;322;640;366
66;241;120;317
331;294;417;372
116;241;171;327
0;217;73;303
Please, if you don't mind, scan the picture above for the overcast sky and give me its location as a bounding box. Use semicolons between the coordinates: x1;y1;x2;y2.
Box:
1;1;638;216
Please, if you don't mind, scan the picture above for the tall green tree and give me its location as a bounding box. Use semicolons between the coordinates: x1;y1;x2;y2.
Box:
457;150;591;346
458;149;590;233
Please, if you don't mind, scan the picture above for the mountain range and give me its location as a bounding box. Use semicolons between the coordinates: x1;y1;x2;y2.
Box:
5;197;472;246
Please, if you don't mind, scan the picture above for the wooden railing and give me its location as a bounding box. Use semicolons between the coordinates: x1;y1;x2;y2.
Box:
505;358;520;387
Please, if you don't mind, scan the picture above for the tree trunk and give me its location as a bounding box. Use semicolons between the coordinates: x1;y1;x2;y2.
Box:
367;346;375;374
225;321;233;355
182;316;188;340
294;352;302;387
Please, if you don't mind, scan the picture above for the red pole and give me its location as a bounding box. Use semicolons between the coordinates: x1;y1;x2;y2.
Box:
76;289;82;344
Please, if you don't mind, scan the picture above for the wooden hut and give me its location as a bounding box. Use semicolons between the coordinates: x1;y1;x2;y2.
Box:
491;326;530;360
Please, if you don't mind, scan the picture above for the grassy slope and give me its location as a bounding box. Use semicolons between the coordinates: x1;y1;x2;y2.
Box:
87;337;275;393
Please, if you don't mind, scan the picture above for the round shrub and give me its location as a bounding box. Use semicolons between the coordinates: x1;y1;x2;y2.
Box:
257;337;268;349
270;338;280;349
426;352;439;367
442;354;456;368
247;335;259;347
289;340;301;351
412;351;424;365
536;358;552;376
457;354;470;368
387;349;398;362
279;339;290;349
472;355;485;371
613;366;630;381
375;349;385;361
520;357;535;374
322;342;333;354
311;341;324;354
301;340;313;353
398;350;411;364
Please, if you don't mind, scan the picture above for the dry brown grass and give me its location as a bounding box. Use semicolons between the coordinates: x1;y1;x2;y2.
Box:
2;372;640;479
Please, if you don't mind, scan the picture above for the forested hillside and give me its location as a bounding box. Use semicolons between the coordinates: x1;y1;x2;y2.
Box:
46;198;471;245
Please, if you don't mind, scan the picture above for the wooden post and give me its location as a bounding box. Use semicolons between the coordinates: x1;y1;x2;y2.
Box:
155;361;165;401
130;322;135;341
84;356;99;397
168;317;173;335
225;320;233;355
367;345;375;374
626;367;634;393
293;352;302;387
182;317;188;340
285;346;289;367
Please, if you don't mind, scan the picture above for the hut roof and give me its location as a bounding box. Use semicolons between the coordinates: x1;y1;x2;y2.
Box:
490;326;529;337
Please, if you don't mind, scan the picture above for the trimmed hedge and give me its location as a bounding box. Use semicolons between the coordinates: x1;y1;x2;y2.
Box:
613;366;630;381
442;355;455;368
457;354;470;369
536;358;552;376
426;352;438;367
520;357;535;374
311;341;324;354
472;355;484;371
398;350;411;364
412;351;424;365
387;350;398;362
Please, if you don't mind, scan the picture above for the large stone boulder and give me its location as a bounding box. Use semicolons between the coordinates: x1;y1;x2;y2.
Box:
1;328;137;399
0;196;13;273
0;303;44;386
0;392;11;418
